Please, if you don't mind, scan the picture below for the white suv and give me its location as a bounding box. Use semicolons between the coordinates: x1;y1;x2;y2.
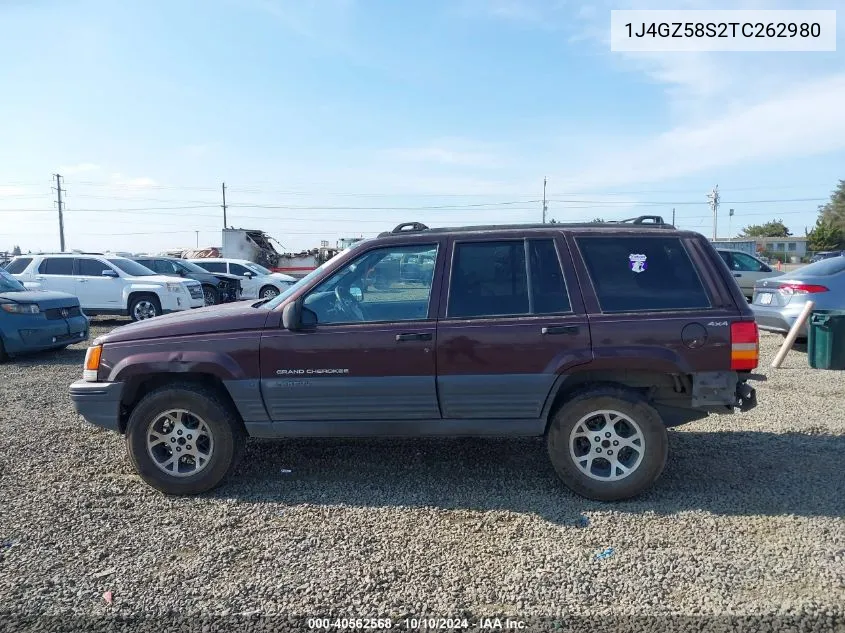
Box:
187;258;296;299
6;253;205;321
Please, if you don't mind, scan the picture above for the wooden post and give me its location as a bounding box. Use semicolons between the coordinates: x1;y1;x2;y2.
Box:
771;300;815;369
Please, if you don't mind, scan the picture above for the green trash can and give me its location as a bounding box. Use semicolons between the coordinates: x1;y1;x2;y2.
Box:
807;309;845;370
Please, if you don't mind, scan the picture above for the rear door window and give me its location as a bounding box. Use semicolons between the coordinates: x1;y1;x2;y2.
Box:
576;236;711;313
38;258;74;275
5;258;32;274
195;261;226;273
447;238;571;318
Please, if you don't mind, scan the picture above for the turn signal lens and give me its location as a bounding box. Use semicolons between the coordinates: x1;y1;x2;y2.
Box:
730;321;759;370
83;344;102;382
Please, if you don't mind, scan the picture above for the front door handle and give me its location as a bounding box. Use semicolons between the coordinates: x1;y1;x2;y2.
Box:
396;332;433;342
77;278;88;283
541;325;580;336
733;273;742;278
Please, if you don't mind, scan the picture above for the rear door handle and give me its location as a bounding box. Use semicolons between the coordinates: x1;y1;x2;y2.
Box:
396;332;433;342
77;278;88;283
35;276;46;281
541;325;580;335
733;273;742;278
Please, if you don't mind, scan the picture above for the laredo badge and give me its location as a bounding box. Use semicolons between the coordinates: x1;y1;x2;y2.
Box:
628;253;647;273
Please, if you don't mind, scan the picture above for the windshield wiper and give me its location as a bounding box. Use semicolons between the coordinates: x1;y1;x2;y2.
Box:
251;298;272;307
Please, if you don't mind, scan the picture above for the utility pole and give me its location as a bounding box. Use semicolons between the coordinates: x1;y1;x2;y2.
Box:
707;185;720;241
672;208;676;226
52;174;65;252
195;230;200;247
542;177;548;224
728;208;734;240
221;182;228;229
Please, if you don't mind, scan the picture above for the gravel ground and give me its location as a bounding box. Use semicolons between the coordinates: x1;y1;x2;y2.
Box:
1;320;843;632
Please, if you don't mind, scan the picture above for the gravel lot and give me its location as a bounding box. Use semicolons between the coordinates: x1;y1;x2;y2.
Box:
1;320;843;632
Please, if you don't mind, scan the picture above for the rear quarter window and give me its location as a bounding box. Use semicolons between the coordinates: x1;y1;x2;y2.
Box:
5;257;32;274
576;236;711;313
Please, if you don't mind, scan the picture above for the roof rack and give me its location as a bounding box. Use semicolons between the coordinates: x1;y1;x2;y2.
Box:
377;216;674;237
32;251;105;256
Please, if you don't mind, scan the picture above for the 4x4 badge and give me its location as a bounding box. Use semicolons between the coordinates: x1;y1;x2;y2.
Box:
628;253;647;273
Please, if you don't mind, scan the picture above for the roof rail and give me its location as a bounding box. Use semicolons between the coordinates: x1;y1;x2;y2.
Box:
607;215;666;225
378;222;430;238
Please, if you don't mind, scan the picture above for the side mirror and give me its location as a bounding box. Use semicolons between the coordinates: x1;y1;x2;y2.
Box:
282;301;317;331
101;269;118;278
761;265;772;273
349;285;363;302
243;271;254;278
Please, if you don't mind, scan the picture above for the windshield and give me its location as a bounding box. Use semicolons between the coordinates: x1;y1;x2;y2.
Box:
795;255;845;277
245;262;272;275
0;269;26;292
176;259;215;274
107;258;156;277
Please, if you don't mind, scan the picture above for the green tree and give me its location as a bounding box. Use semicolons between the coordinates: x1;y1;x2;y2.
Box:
818;179;845;233
740;219;791;238
806;217;843;252
591;217;605;223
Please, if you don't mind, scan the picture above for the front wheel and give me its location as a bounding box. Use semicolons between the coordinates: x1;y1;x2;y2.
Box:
129;295;161;321
202;285;220;306
259;285;279;300
125;384;246;495
546;386;668;501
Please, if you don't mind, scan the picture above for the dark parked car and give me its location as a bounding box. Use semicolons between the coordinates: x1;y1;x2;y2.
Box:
0;269;88;360
69;217;759;501
132;256;242;305
809;250;844;264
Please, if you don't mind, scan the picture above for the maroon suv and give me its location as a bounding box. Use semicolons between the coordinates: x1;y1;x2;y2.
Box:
69;217;760;501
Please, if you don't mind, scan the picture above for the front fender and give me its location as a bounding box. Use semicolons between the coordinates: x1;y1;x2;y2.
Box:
106;350;248;382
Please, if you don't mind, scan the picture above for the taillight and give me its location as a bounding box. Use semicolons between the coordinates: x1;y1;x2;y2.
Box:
779;283;829;294
730;321;759;370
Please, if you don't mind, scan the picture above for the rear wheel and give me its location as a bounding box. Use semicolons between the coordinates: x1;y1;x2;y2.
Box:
546;386;668;501
129;294;161;321
202;285;219;306
125;383;246;495
0;338;7;362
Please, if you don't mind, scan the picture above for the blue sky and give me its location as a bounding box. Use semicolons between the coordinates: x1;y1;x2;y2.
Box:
1;0;844;254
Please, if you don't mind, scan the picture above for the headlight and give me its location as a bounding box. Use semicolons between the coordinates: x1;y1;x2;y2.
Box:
165;282;182;292
0;303;40;314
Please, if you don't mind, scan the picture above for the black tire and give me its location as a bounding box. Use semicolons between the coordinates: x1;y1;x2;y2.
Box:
546;385;668;501
128;294;162;322
125;383;247;495
259;285;279;300
0;338;7;362
202;285;220;306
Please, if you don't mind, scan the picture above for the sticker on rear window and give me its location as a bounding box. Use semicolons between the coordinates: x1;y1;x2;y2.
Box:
629;253;647;273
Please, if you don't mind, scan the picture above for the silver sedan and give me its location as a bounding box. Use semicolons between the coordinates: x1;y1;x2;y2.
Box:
751;255;845;337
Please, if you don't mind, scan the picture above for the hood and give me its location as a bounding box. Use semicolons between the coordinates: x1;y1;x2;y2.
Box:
213;273;242;282
0;289;80;309
270;272;297;282
95;300;269;344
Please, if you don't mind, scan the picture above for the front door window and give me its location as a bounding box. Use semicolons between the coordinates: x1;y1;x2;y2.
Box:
304;244;439;325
